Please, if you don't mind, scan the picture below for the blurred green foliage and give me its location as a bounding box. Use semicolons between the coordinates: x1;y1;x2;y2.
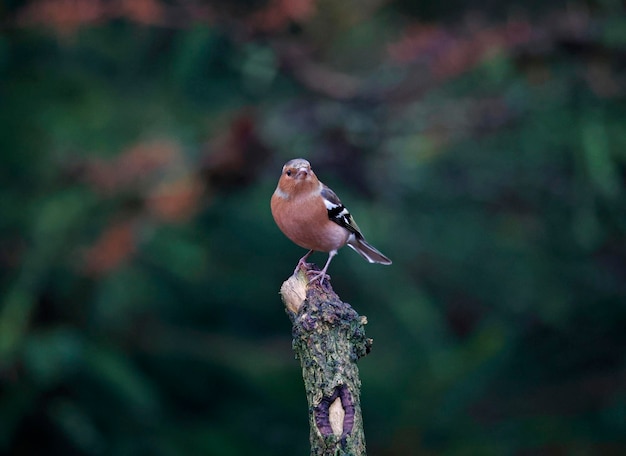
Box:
1;1;626;455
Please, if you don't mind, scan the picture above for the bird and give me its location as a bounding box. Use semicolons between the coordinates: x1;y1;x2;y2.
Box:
271;158;391;284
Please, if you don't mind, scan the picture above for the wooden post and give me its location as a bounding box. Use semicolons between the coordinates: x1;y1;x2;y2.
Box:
280;265;372;456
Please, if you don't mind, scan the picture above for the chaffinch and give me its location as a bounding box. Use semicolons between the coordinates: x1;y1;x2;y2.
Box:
271;158;391;284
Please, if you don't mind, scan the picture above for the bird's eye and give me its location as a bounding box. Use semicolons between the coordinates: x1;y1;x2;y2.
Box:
286;170;292;176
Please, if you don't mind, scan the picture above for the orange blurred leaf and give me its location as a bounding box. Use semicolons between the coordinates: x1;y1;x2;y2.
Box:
145;175;205;223
82;219;136;276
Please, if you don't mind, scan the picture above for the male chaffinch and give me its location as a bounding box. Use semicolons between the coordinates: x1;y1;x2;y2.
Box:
271;158;391;284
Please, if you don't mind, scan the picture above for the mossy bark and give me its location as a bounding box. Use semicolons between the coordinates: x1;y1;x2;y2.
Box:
280;266;372;456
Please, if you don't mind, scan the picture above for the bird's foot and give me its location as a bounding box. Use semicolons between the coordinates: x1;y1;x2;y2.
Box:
293;261;314;276
306;268;331;287
293;249;314;276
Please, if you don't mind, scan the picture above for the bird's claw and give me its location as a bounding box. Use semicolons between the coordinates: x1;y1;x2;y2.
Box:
306;269;331;287
293;261;313;276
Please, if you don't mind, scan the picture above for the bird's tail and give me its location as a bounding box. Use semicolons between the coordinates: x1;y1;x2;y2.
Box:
347;237;392;265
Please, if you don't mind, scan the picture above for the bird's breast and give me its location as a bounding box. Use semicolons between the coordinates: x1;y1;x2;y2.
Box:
271;193;349;252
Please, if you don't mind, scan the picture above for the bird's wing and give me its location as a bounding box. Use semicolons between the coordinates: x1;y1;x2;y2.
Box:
320;184;363;239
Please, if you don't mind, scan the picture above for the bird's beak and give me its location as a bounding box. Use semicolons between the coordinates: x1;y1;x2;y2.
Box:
295;167;309;179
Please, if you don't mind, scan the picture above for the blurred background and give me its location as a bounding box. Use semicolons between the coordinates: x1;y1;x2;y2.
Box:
1;0;626;454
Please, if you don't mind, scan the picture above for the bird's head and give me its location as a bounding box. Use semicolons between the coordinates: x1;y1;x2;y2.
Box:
276;158;319;197
282;158;313;180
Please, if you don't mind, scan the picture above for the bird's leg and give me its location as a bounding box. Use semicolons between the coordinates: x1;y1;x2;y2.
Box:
293;249;314;275
307;250;337;286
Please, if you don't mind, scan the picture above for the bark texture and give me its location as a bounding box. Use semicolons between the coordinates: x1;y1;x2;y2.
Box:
280;266;372;456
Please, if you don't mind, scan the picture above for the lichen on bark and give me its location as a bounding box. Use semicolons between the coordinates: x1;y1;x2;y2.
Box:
280;267;372;456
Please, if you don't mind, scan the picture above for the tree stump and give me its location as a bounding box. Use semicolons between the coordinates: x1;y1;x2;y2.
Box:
280;265;372;456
